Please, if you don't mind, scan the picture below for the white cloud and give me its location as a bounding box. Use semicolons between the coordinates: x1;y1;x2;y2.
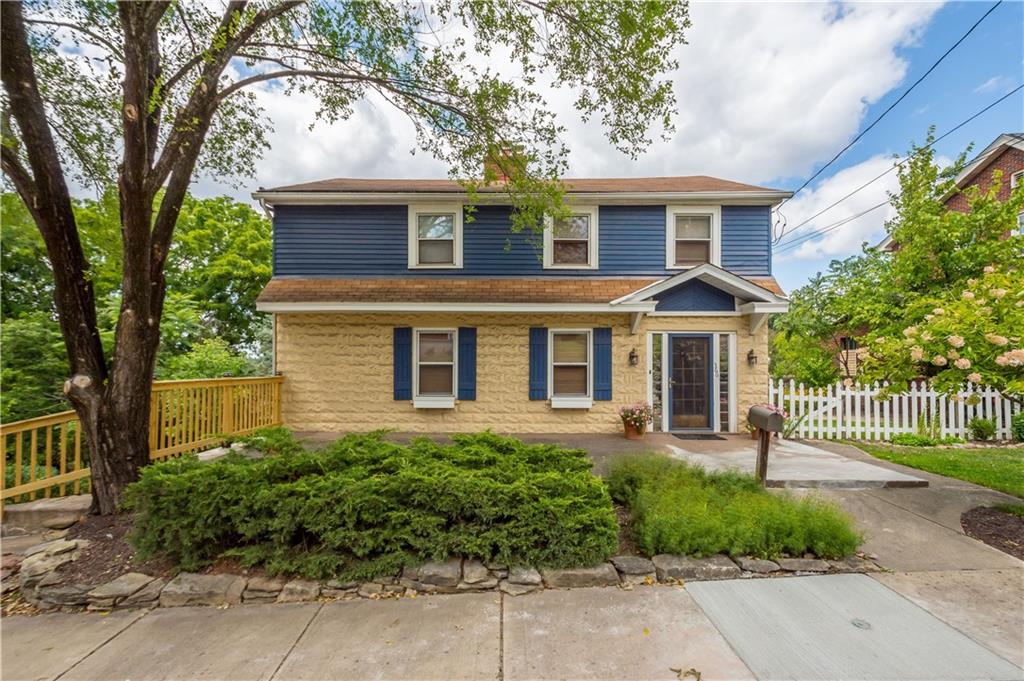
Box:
974;75;1015;94
775;154;900;262
190;1;942;201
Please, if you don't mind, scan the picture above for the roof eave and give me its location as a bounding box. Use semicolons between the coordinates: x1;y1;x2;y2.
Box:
256;301;658;313
252;189;794;206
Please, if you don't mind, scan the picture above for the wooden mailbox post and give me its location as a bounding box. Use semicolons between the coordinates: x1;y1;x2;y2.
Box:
747;405;783;486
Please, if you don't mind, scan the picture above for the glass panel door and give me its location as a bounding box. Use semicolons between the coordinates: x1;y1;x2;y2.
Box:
669;336;710;429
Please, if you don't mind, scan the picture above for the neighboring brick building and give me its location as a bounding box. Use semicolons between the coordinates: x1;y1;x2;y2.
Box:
878;132;1024;251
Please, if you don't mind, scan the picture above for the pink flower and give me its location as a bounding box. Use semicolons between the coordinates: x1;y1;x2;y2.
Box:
983;265;996;274
932;308;945;315
954;358;971;369
843;378;854;387
947;335;965;348
962;291;975;300
932;355;947;366
985;333;1009;346
910;346;925;361
903;326;918;337
991;288;1007;298
920;331;932;341
995;349;1024;367
967;373;982;384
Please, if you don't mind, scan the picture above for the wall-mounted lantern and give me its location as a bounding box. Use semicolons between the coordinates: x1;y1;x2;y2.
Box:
747;349;758;366
629;348;639;366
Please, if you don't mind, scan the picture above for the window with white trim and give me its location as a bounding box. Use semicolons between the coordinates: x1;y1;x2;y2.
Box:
1011;170;1023;189
408;205;462;268
666;206;720;269
1018;210;1024;235
550;329;591;407
544;207;598;268
414;329;457;407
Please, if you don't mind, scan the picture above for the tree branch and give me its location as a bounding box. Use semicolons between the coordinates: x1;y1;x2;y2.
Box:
24;17;123;57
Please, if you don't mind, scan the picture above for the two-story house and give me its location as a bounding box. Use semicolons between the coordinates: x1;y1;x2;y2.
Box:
253;176;791;434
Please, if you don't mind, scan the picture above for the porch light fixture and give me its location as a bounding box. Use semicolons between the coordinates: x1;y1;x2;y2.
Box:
629;348;639;366
747;349;757;366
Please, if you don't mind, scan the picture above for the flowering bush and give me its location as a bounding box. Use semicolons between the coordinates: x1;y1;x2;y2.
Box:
619;402;654;429
860;265;1024;403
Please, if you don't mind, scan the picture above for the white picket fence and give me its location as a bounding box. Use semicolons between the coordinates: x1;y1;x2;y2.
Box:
769;379;1022;441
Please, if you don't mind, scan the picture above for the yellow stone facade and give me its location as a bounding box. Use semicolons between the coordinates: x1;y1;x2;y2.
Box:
274;312;769;433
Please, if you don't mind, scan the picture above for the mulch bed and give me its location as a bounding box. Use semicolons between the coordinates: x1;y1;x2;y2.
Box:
961;506;1024;560
615;505;641;556
58;514;175;586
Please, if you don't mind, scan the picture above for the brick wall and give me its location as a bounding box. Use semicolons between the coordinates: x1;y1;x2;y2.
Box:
945;145;1024;213
274;312;769;433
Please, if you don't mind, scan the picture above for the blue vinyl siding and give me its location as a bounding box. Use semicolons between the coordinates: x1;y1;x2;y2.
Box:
721;205;771;276
273;203;771;277
654;279;736;312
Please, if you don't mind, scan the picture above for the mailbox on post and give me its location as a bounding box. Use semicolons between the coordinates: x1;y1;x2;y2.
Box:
747;405;784;486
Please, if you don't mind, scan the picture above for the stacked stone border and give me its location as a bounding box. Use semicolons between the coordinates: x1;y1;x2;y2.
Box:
8;538;882;613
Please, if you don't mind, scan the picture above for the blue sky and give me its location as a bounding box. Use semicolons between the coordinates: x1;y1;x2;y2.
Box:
768;1;1024;291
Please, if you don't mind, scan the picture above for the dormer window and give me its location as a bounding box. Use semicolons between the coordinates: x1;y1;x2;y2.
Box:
408;204;463;269
666;206;721;269
543;206;598;269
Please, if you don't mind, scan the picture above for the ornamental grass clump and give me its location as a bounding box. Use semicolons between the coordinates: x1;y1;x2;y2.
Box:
125;430;617;580
607;454;861;559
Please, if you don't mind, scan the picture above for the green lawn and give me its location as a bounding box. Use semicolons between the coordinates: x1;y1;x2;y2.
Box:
854;443;1024;498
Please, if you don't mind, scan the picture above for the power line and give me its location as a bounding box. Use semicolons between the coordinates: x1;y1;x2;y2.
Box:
774;201;890;256
772;0;1004;240
776;83;1024;245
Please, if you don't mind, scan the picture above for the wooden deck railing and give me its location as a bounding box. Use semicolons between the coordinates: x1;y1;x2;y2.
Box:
1;376;283;504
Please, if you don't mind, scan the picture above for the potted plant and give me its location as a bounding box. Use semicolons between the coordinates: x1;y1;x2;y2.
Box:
619;403;654;440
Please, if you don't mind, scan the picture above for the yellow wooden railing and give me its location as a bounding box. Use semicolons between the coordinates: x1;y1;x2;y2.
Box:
1;376;284;504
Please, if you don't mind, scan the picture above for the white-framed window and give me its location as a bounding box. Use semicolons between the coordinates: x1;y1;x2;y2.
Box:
1018;210;1024;235
1010;170;1023;189
543;206;599;269
549;328;592;408
413;328;457;408
665;205;721;269
408;204;463;269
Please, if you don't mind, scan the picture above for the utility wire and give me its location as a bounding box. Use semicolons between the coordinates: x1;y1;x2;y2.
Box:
772;0;1004;241
776;83;1024;246
774;201;890;256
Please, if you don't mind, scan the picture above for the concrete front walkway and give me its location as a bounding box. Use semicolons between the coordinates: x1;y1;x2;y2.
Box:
666;436;927;489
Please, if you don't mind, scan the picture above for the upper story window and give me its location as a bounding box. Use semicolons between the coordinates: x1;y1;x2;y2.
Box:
1010;170;1023;189
414;328;457;408
543;206;598;269
549;329;592;408
408;204;463;269
666;205;721;269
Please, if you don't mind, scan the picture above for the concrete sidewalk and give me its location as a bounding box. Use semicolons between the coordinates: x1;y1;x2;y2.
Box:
4;576;1021;681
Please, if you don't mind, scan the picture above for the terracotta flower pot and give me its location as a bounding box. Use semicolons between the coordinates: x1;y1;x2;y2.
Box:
623;421;646;440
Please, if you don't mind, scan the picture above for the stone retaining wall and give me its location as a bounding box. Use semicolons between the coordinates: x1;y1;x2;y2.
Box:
10;538;880;613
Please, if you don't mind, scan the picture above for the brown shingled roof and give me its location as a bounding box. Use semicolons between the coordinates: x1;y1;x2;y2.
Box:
261;176;785;195
257;277;785;305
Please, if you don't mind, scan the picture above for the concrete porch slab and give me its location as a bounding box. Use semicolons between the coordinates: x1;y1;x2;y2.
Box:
687;574;1024;681
1;494;91;533
502;586;754;681
667;437;928;489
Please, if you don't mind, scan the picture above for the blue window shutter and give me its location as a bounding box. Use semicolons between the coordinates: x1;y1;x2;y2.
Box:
393;327;412;400
529;327;548;400
593;327;613;401
458;327;477;400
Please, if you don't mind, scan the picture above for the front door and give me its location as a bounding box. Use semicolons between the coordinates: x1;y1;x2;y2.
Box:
669;335;711;429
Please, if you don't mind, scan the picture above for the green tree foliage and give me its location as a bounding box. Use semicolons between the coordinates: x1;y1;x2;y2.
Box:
0;312;69;420
772;132;1024;393
160;338;256;380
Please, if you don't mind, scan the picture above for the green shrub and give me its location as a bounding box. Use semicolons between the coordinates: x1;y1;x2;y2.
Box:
890;433;963;447
607;454;861;559
1010;412;1024;442
995;503;1024;518
234;426;305;457
968;417;996;441
125;431;617;580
